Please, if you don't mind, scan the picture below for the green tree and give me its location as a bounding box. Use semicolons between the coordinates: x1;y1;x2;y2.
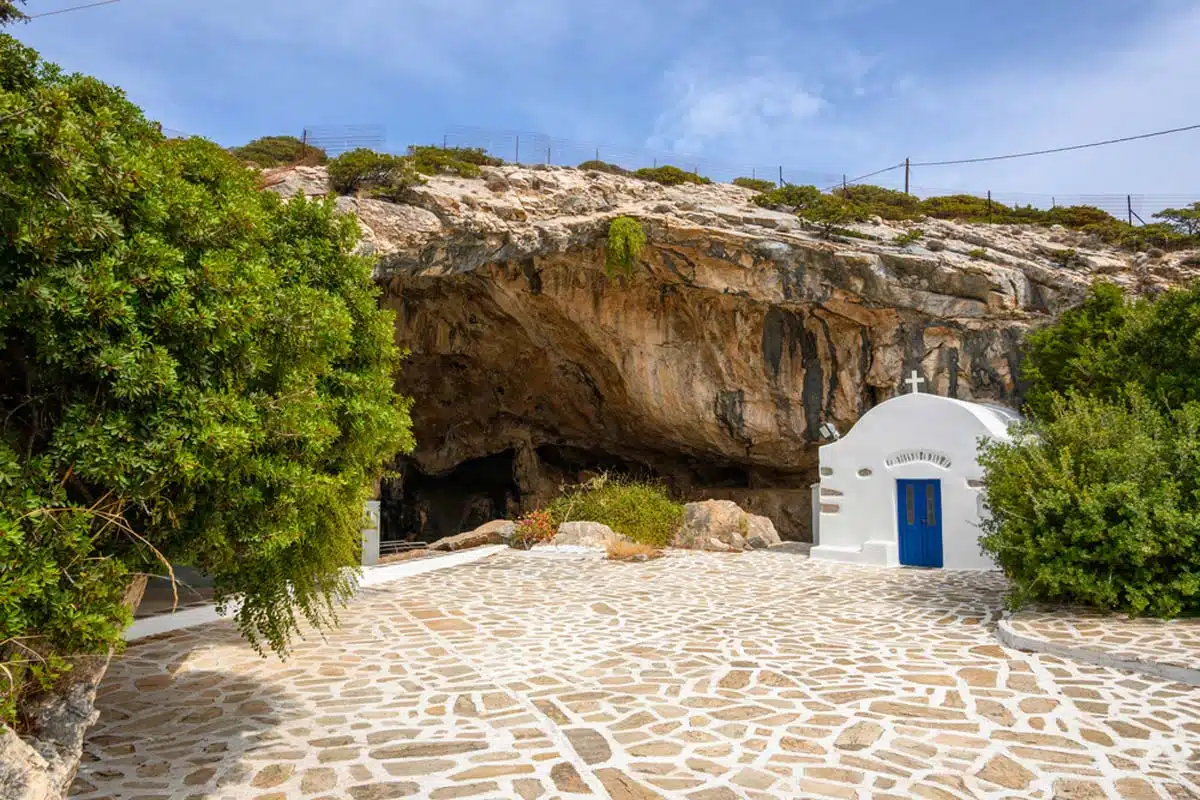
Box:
1022;281;1200;417
327;148;425;200
229;134;327;168
633;165;711;186
800;194;869;237
980;391;1200;618
752;183;821;211
1154;202;1200;236
0;1;25;25
0;33;413;726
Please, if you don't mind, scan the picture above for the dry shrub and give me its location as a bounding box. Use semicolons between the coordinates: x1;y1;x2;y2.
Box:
606;541;663;562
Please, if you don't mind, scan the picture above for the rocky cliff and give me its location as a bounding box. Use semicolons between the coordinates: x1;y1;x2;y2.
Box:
266;164;1198;541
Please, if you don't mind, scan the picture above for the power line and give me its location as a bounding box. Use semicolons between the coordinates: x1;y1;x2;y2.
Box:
826;162;905;191
27;0;119;19
910;122;1200;167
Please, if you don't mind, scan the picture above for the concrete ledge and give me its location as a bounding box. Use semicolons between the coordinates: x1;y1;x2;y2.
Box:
996;616;1200;687
124;545;505;641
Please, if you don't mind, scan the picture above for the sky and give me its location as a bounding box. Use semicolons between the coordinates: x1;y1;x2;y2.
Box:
12;0;1200;205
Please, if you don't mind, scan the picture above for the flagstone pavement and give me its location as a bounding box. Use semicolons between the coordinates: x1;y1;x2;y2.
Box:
71;548;1200;800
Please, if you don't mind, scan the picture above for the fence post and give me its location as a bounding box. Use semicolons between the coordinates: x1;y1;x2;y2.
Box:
752;167;755;180
301;128;308;160
515;135;519;164
443;134;447;148
904;158;910;195
987;190;993;220
547;145;551;165
1127;194;1133;225
778;165;783;187
654;157;657;168
595;147;599;161
1051;196;1056;209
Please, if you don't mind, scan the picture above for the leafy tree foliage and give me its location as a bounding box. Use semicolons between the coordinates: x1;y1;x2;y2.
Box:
0;0;25;25
633;165;711;186
751;183;821;211
0;34;413;722
834;184;919;220
800;194;869;238
327;148;425;200
732;177;776;192
605;216;646;280
1154;202;1200;236
1021;281;1200;417
980;392;1200;618
229;134;327;168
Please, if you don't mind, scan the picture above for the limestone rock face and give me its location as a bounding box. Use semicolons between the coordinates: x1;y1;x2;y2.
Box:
553;521;630;548
428;519;514;551
673;500;782;552
744;514;783;549
266;165;1200;543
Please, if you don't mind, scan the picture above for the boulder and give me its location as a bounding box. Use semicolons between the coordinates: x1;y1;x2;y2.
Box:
672;500;782;552
428;519;514;551
744;514;783;549
552;521;630;548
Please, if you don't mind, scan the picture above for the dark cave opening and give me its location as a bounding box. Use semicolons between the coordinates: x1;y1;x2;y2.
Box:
380;440;817;544
381;450;520;545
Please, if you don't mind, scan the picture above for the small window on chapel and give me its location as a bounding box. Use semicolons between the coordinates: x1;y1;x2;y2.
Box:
926;484;937;526
905;484;915;525
857;468;872;478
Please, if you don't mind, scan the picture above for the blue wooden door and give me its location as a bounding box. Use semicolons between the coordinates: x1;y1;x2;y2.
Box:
897;479;943;568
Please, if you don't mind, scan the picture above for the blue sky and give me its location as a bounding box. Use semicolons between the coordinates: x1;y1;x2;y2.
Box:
13;0;1200;201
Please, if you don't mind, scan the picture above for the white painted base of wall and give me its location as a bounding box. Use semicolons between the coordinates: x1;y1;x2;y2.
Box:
123;545;506;641
810;541;898;567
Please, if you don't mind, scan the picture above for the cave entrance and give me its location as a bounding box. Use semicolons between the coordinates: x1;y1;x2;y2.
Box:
381;450;519;544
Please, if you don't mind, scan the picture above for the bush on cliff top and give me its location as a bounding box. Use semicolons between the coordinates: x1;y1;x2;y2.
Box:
408;144;503;178
634;165;712;186
732;176;777;192
229;135;327;168
546;475;684;547
0;32;413;726
579;159;631;176
327;148;425;200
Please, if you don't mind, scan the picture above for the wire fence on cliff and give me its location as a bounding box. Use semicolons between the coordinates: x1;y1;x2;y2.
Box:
166;122;1200;224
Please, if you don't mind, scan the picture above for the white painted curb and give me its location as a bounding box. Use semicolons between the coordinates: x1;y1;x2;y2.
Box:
996;616;1200;687
124;545;505;642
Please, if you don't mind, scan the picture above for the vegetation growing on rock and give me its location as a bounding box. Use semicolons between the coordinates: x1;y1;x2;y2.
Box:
800;194;870;238
0;33;414;728
634;165;711;186
752;183;1200;252
545;475;684;547
327;148;426;200
578;159;630;176
408;145;502;178
732;176;777;192
230;134;327;168
605;216;646;279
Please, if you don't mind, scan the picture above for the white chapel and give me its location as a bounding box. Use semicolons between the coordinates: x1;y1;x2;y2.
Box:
810;371;1021;570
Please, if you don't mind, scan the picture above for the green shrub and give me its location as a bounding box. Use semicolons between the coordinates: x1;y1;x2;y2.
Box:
893;229;924;246
327;148;425;200
800;194;869;238
408;145;502;178
980;391;1200;618
835;184;920;220
968;248;987;259
1049;248;1078;267
920;194;1009;221
1021;280;1200;419
229;135;327;168
1154;202;1200;236
0;33;413;724
546;474;684;547
732;176;776;192
752;183;821;210
579;159;630;176
1021;282;1130;419
634;165;711;186
605;216;646;279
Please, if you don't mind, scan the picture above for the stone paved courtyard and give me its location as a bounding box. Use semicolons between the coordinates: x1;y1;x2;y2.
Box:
71;549;1200;800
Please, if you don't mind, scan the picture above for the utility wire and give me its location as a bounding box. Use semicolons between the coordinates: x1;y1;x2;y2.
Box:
825;162;905;192
910;122;1200;167
27;0;119;19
